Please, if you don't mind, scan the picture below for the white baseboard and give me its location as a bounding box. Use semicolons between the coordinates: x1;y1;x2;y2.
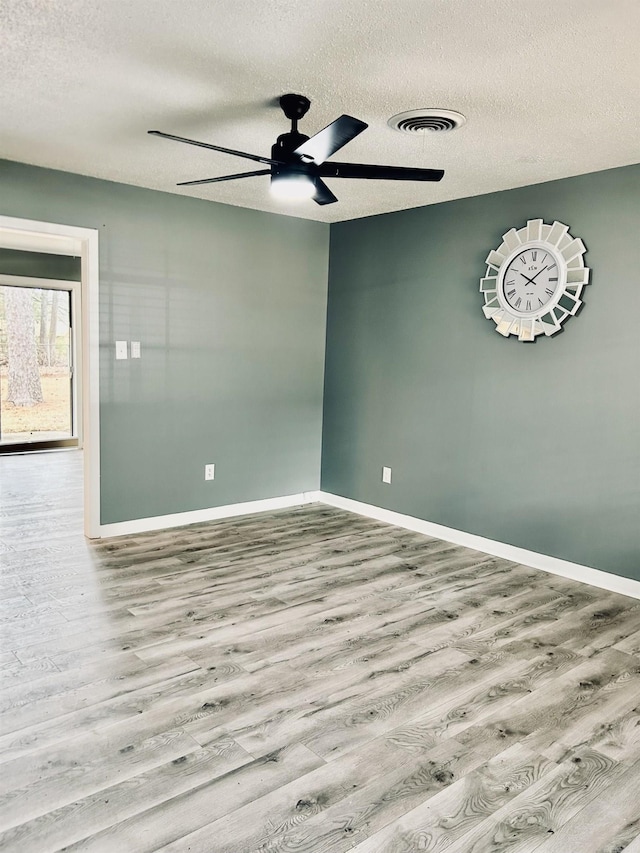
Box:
94;486;640;602
97;491;321;538
319;491;640;601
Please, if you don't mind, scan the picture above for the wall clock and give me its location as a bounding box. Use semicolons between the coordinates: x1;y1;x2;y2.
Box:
480;219;590;341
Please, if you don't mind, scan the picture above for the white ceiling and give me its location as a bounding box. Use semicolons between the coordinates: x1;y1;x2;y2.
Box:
2;0;639;223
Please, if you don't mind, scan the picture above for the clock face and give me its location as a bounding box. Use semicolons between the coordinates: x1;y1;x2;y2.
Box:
500;245;562;316
480;219;590;341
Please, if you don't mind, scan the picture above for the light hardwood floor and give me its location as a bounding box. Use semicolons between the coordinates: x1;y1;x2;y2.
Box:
1;451;639;852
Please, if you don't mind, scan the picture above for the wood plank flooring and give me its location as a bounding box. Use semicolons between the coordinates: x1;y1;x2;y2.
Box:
1;451;639;852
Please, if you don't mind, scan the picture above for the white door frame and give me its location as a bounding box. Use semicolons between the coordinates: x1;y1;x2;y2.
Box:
0;215;100;538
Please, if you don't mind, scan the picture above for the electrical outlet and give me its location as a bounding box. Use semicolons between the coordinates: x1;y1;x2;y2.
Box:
131;341;141;358
204;463;215;481
382;466;392;484
115;340;128;360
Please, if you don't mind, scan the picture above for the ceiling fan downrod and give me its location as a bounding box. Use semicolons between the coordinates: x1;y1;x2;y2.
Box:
279;93;311;134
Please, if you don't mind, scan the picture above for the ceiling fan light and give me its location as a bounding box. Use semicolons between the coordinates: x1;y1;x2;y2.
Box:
270;173;315;200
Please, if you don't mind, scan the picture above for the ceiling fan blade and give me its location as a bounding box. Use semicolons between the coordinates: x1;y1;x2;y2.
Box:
318;162;445;182
312;177;339;206
148;130;281;166
294;115;368;165
177;169;271;187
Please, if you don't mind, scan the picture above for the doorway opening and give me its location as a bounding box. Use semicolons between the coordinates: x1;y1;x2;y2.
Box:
0;279;80;452
0;216;100;538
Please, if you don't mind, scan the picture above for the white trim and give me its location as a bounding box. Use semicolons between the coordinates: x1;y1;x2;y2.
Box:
318;492;640;601
98;491;322;538
77;473;640;600
0;229;80;256
0;215;100;538
0;274;79;291
81;229;100;538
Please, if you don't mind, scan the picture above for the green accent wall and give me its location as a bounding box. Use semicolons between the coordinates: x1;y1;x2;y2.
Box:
0;159;329;524
2;156;638;581
322;164;640;581
0;249;81;280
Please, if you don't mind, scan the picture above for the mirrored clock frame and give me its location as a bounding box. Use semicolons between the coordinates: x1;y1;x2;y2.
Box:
480;218;590;342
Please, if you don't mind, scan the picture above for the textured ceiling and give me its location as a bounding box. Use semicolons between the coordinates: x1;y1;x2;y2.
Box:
1;0;639;223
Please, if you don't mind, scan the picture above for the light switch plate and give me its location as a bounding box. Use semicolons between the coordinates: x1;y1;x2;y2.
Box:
115;340;128;360
131;341;141;358
204;464;215;481
382;466;392;484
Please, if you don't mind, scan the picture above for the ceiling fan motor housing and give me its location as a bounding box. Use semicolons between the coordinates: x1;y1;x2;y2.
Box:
271;131;312;178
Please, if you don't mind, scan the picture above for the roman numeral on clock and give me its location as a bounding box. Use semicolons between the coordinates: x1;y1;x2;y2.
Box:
515;297;522;308
545;287;554;296
526;300;531;310
531;251;537;261
507;289;516;297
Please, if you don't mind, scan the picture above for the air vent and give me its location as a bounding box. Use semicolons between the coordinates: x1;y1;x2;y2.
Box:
388;109;466;134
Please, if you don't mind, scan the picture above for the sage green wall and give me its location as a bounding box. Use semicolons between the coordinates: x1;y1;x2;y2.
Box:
0;159;329;524
322;164;640;581
0;249;81;280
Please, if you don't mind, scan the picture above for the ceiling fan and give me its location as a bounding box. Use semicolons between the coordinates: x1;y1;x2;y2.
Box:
148;94;444;206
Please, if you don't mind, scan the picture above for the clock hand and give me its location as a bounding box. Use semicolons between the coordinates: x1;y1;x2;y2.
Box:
519;272;537;285
519;266;548;286
527;265;549;284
